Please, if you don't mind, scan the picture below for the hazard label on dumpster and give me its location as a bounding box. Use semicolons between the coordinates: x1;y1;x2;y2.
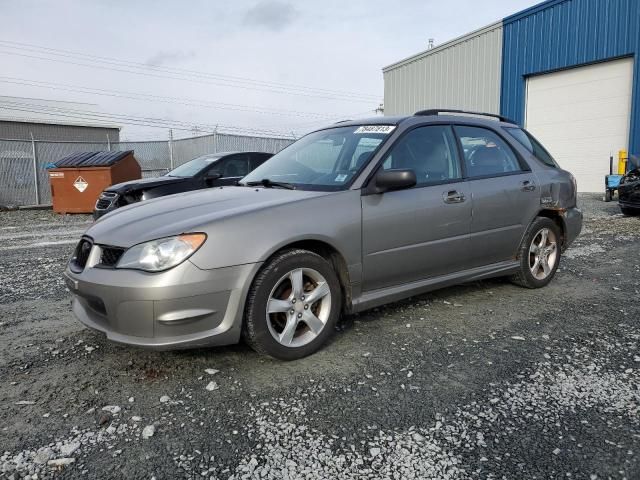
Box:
73;176;88;193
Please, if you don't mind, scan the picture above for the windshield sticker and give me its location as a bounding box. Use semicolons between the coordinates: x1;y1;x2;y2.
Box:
354;125;396;135
335;173;348;182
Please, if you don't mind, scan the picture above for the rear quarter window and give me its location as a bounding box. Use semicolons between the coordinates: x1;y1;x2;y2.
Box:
505;127;557;168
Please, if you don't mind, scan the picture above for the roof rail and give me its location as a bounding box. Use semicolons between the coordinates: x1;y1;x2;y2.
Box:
414;109;516;124
334;119;353;124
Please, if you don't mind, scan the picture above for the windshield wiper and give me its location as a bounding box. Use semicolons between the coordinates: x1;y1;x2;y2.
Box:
243;179;296;190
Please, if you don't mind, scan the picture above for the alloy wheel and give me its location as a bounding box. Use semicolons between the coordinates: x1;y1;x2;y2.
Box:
529;227;558;280
266;268;332;348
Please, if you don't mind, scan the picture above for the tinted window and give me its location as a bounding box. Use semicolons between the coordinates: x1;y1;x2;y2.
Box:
221;156;249;177
456;126;523;178
249;153;271;170
505;127;557;168
381;125;461;186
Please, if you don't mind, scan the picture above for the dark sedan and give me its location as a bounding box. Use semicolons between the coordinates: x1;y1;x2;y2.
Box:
93;151;272;219
618;164;640;216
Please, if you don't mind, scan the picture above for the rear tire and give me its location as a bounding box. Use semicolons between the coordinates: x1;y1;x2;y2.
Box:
510;217;562;289
621;206;639;216
242;249;341;360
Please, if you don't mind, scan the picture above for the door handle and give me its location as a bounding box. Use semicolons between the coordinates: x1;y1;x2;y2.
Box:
521;180;536;192
443;190;466;204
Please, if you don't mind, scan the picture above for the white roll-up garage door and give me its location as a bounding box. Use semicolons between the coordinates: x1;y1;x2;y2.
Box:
525;58;633;192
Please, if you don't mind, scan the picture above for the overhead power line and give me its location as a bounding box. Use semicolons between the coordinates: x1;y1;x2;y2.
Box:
0;76;352;120
0;40;381;103
0;99;297;138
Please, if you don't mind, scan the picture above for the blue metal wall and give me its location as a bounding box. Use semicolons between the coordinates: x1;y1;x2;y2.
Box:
501;0;640;154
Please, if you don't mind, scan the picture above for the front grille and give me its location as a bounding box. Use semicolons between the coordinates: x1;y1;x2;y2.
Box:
70;238;93;273
96;198;112;209
95;192;118;210
99;246;126;267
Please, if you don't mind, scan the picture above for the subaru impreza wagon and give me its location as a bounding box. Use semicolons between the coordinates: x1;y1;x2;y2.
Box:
64;110;582;360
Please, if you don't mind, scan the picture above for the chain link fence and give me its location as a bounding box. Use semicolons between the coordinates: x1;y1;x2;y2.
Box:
0;133;294;206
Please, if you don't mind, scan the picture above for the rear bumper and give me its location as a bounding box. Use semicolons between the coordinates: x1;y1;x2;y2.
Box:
65;260;261;349
561;207;582;251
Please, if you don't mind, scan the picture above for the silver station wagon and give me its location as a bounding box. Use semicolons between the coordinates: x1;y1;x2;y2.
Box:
65;110;582;360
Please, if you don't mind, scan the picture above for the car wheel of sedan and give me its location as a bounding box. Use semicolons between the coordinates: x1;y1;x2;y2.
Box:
243;249;342;360
510;217;561;289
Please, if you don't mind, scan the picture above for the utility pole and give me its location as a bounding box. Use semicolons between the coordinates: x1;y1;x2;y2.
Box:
30;132;39;205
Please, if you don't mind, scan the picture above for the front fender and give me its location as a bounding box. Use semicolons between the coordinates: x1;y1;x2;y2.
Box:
188;190;363;271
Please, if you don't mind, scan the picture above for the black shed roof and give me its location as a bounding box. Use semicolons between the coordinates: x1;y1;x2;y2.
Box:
53;150;133;168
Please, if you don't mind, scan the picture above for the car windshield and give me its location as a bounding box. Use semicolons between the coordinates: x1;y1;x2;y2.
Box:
166;155;220;178
240;125;395;190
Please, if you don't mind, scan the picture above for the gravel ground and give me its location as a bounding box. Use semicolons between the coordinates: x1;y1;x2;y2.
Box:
1;194;639;479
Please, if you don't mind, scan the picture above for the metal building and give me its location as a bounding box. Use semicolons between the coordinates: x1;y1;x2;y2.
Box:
383;22;503;116
0;96;120;142
383;0;640;192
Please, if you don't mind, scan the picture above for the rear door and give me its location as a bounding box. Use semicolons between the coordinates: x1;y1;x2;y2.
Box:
454;125;540;267
361;125;472;291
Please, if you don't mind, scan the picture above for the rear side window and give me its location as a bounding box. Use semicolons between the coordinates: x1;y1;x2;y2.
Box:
505;127;557;168
455;126;524;178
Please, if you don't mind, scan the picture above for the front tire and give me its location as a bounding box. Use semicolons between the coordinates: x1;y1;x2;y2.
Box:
510;217;561;289
242;249;342;360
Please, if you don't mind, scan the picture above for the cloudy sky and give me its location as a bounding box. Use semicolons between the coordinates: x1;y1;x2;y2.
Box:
1;0;538;140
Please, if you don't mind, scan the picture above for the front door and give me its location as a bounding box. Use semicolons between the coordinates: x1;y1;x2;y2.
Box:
362;125;472;292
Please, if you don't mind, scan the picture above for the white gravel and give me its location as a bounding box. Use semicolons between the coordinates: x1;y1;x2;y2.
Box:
2;317;638;479
182;330;637;479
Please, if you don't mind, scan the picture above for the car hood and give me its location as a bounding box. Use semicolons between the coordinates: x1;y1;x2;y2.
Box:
87;186;331;247
105;176;188;193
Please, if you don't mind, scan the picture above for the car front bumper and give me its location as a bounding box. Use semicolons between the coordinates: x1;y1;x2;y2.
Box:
65;260;261;349
618;180;640;208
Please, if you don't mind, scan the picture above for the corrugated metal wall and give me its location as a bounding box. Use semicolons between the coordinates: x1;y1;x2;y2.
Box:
0;121;120;142
501;0;640;153
383;22;503;116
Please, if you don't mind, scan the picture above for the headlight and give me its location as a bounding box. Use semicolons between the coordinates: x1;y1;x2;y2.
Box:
116;233;206;272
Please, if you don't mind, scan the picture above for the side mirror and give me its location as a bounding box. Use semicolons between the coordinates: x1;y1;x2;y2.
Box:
375;169;417;192
205;172;222;181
